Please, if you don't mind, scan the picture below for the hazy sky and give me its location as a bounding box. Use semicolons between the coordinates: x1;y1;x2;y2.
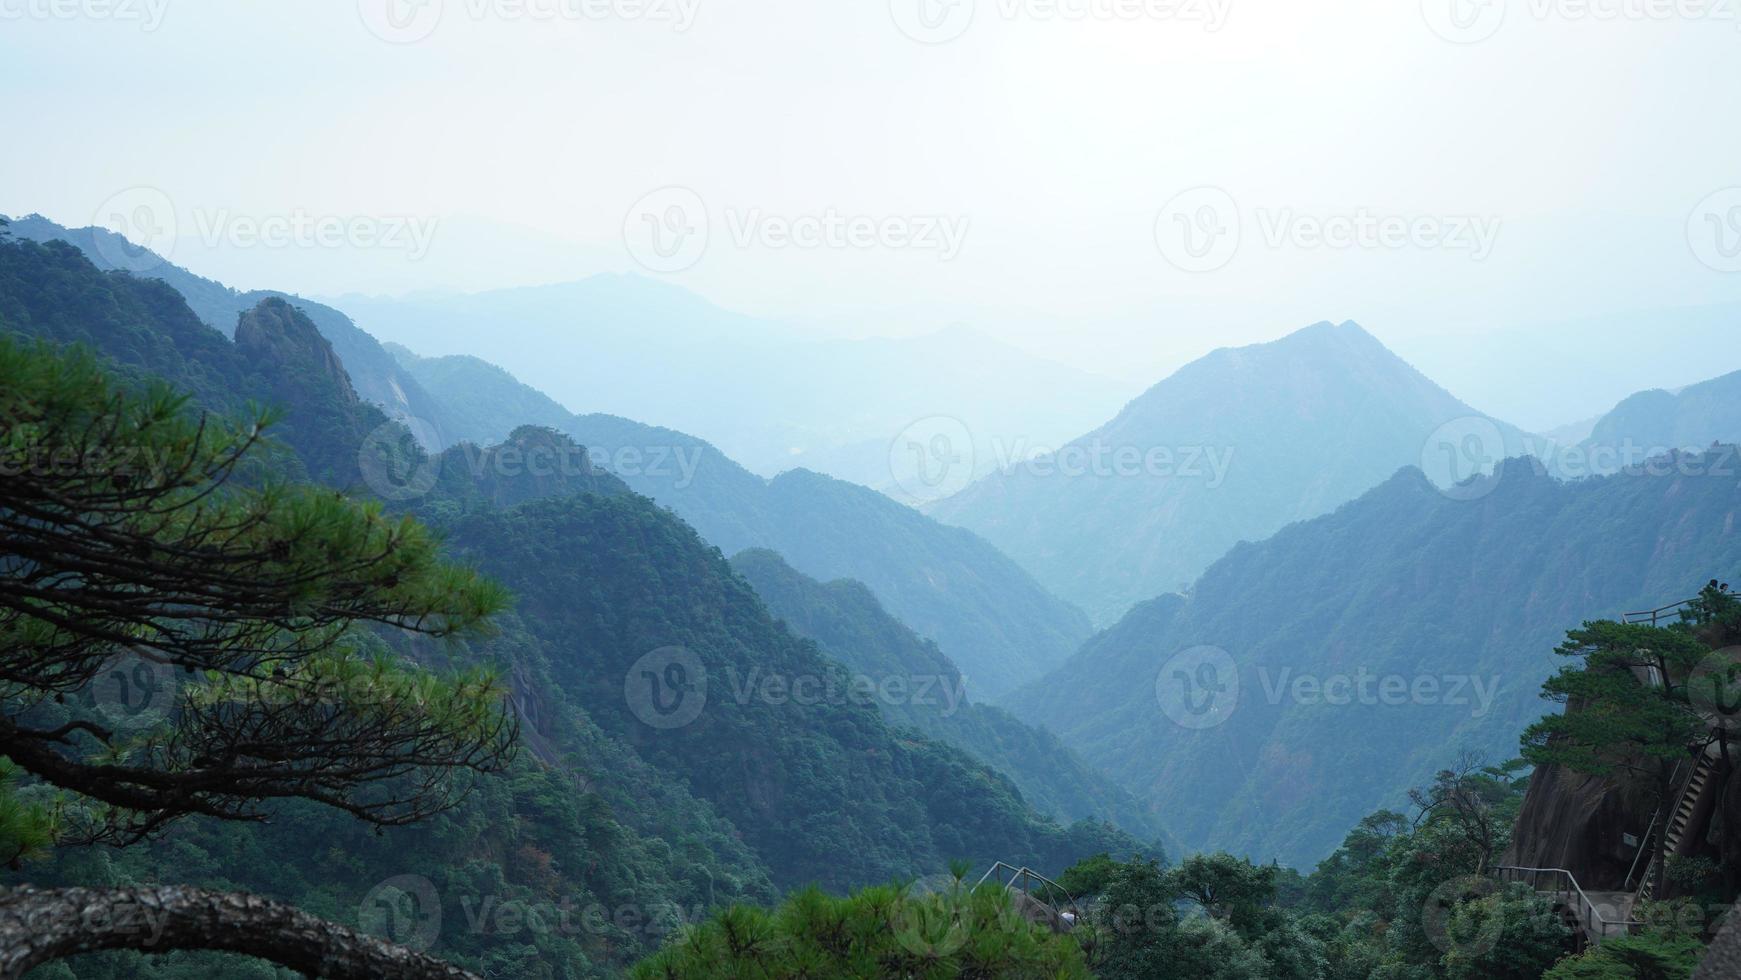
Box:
5;0;1740;427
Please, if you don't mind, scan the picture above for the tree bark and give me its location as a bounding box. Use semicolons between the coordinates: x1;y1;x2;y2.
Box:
0;885;478;980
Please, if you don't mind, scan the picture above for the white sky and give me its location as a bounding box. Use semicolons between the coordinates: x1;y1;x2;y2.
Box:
4;0;1741;428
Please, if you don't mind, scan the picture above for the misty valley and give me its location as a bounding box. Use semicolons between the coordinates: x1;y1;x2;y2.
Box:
5;5;1741;979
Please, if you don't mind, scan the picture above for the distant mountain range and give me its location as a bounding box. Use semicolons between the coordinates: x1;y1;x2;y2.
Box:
0;224;1138;958
1573;368;1741;474
23;205;1741;881
330;282;1129;494
1005;452;1741;867
8;212;1093;699
929;321;1536;624
391;346;1092;698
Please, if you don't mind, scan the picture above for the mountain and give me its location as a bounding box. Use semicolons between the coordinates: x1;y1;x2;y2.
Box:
332;281;1127;490
1004;452;1741;868
3;213;457;445
9;216;1094;694
0;234;382;488
729;549;1172;847
392;347;1093;698
929;320;1535;624
427;468;1135;892
1575;368;1741;472
0;232;1138;973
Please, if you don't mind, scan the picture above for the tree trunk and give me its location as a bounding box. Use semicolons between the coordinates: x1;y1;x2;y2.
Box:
0;885;478;980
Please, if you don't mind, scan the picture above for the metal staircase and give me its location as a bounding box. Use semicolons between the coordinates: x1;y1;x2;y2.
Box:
1634;751;1720;903
1616;590;1729;904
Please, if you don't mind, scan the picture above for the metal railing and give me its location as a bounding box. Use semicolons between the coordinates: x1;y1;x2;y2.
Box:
1624;758;1689;891
975;863;1080;930
1623;598;1698;627
1493;866;1643;943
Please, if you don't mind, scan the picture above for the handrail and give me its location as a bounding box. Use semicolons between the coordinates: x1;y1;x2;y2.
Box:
1493;866;1644;941
1625;759;1687;890
1623;598;1698;626
975;863;1079;922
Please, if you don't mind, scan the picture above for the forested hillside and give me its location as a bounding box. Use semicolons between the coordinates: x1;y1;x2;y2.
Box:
5;214;458;444
729;548;1172;846
0;230;1136;976
424;479;1136;891
1008;453;1741;866
393;347;1093;698
4;218;1095;698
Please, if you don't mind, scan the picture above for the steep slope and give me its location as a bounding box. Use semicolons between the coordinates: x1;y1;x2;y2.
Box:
930;321;1534;624
383;343;576;446
0;248;786;973
4;214;456;443
730;549;1171;847
394;348;1093;698
4;221;1090;694
1006;453;1741;867
427;475;1138;891
0;246;1135;973
0;235;381;487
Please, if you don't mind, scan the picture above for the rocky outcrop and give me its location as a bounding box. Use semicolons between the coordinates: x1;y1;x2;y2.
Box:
234;296;360;405
1501;761;1658;891
229;296;388;486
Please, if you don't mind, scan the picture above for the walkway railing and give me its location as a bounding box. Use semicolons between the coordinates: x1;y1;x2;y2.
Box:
975;863;1080;930
1625;760;1681;891
1493;866;1643;943
1623;598;1698;627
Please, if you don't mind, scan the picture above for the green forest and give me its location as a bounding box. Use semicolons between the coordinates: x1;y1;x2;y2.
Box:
2;222;1739;979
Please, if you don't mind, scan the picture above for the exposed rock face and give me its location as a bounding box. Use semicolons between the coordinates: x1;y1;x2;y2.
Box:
234;296;360;405
1501;761;1658;891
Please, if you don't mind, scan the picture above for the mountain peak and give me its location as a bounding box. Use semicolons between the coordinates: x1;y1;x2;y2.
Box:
234;297;359;405
1268;318;1385;353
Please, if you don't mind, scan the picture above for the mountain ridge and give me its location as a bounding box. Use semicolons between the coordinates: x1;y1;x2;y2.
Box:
1003;450;1741;866
930;318;1536;624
